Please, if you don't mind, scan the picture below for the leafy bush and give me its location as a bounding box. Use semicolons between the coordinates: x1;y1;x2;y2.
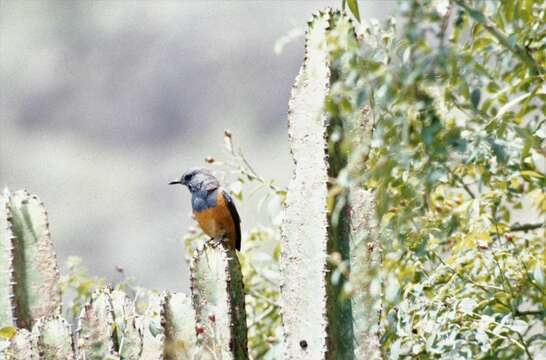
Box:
326;0;545;358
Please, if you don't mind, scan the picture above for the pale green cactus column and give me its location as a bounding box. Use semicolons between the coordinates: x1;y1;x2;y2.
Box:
0;189;61;330
163;292;197;360
281;8;379;360
191;244;248;360
77;288;116;359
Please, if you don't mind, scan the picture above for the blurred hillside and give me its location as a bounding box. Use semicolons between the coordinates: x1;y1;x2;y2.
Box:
0;1;395;292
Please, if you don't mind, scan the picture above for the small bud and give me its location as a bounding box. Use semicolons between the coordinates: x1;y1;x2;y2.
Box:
505;233;514;241
207;313;216;323
115;265;124;273
205;156;215;164
195;325;205;334
224;129;232;138
330;252;342;264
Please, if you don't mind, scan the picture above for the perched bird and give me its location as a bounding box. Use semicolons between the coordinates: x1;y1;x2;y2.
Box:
169;168;241;251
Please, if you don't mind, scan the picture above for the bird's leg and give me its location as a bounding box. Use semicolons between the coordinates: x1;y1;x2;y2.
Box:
206;235;227;249
207;236;223;248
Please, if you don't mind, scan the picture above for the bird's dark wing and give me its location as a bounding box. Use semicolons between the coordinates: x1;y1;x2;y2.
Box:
222;190;241;251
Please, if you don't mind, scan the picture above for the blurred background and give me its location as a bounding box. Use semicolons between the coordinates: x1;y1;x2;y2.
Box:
0;1;395;293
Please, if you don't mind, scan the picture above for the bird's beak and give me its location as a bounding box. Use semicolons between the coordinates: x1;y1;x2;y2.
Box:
169;179;181;185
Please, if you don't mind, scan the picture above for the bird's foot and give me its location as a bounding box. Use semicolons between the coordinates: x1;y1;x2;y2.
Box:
206;237;224;249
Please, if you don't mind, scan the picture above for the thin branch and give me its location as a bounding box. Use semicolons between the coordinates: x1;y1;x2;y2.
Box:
515;309;544;317
444;165;475;199
509;222;543;232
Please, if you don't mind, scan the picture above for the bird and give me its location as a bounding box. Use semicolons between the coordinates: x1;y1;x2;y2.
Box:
169;168;241;251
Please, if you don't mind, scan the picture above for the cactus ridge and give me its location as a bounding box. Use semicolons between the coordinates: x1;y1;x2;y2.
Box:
0;190;16;327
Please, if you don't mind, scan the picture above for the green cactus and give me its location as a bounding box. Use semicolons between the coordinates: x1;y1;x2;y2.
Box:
163;292;197;360
191;244;248;360
348;189;380;359
280;9;335;360
281;8;379;360
77;288;116;359
6;328;37;359
110;289;142;359
139;292;166;359
32;315;74;359
3;189;61;329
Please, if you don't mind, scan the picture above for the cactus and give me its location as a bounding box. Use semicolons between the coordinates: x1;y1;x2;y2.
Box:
32;315;74;359
110;289;143;359
0;189;61;330
6;328;36;359
77;288;116;359
191;244;248;360
139;292;166;359
163;292;197;360
280;9;333;360
281;8;379;360
348;189;380;359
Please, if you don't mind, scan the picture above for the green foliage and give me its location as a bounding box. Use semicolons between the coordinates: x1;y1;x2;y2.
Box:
59;256;106;321
326;0;545;358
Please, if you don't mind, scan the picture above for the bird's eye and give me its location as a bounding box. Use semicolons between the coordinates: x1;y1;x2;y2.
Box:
184;173;193;182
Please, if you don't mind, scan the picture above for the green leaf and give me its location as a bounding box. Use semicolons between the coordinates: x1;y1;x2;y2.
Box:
471;88;481;109
0;326;16;340
347;0;361;22
533;264;544;287
520;170;545;179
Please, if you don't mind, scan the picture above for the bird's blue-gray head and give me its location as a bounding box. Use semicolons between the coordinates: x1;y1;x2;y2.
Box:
169;168;219;193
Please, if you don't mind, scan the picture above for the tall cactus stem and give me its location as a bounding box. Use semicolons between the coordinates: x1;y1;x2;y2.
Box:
190;243;248;360
163;292;197;360
280;9;333;360
7;190;61;329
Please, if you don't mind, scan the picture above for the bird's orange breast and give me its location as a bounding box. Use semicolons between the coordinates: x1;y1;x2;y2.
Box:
193;191;237;250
